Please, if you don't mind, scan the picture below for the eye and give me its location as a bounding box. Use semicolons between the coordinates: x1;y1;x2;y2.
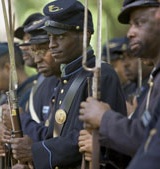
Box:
135;17;147;27
58;34;64;39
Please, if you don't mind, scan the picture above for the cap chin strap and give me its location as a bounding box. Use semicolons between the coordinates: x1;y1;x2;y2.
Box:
45;20;81;31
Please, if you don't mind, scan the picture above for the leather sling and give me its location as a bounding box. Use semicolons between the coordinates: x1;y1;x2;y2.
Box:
53;70;87;137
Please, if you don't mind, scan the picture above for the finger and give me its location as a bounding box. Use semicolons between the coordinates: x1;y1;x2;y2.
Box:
80;101;87;108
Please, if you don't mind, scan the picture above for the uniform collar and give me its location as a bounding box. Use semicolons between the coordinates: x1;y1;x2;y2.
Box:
60;48;94;78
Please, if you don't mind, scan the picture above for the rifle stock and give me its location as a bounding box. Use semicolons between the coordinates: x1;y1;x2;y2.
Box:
6;90;23;167
1;0;23;167
6;90;23;138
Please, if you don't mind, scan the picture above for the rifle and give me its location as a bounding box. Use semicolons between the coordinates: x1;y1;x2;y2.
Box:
82;0;102;169
1;0;23;167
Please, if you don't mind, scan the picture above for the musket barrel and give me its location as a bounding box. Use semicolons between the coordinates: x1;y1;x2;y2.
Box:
1;0;23;167
82;0;102;169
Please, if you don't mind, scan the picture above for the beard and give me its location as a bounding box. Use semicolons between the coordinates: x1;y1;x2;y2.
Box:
128;41;147;58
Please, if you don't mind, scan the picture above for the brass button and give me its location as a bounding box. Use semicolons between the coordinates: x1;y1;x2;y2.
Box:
60;89;64;94
33;80;37;84
59;100;62;105
63;80;67;84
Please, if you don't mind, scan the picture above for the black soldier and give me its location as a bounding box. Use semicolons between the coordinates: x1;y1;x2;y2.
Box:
79;0;160;164
21;0;130;168
102;37;129;89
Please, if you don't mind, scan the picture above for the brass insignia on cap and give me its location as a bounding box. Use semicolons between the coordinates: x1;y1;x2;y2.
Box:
48;5;63;12
33;19;43;25
109;42;118;49
55;109;66;124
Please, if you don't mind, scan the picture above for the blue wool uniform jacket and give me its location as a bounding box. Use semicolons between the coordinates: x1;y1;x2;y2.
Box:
32;50;127;169
21;75;59;142
127;98;160;169
18;74;40;110
0;74;39;108
99;64;160;157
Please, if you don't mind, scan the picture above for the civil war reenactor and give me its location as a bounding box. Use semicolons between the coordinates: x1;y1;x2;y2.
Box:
1;15;61;168
2;13;60;140
122;0;160;169
0;13;62;169
14;12;43;69
18;15;61;142
13;13;45;112
79;0;160;168
0;43;31;168
102;37;129;91
9;0;131;168
102;36;153;117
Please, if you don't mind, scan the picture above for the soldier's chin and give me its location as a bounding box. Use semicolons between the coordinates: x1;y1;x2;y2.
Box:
129;46;144;58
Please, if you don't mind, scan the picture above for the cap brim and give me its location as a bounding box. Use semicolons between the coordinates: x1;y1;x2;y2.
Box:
42;26;67;35
118;1;160;24
14;26;24;40
30;35;49;45
30;39;49;45
18;42;31;46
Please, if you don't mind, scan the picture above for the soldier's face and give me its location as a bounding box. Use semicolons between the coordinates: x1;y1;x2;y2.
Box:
31;42;60;77
123;55;138;82
49;31;83;64
127;7;160;62
20;33;36;68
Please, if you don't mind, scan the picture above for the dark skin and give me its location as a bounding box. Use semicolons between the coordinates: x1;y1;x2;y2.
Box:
127;7;160;65
79;97;111;130
12;164;30;169
20;33;37;68
79;7;160;129
31;42;61;77
78;129;92;161
78;7;160;162
10;135;33;163
6;30;90;166
2;41;61;165
49;31;90;64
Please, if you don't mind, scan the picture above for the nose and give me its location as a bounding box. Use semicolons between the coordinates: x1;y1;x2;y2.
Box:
127;25;136;39
49;35;58;49
123;57;130;68
34;52;42;64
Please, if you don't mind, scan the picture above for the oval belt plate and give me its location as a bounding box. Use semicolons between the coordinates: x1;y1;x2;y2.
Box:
55;109;66;124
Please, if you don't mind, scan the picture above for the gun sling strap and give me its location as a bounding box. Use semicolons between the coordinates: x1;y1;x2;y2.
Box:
29;75;45;123
53;70;87;137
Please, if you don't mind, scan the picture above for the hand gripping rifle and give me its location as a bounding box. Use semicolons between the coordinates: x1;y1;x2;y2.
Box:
1;0;23;167
82;0;102;169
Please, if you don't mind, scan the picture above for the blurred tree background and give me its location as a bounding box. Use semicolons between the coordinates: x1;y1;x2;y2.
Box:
13;0;129;48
